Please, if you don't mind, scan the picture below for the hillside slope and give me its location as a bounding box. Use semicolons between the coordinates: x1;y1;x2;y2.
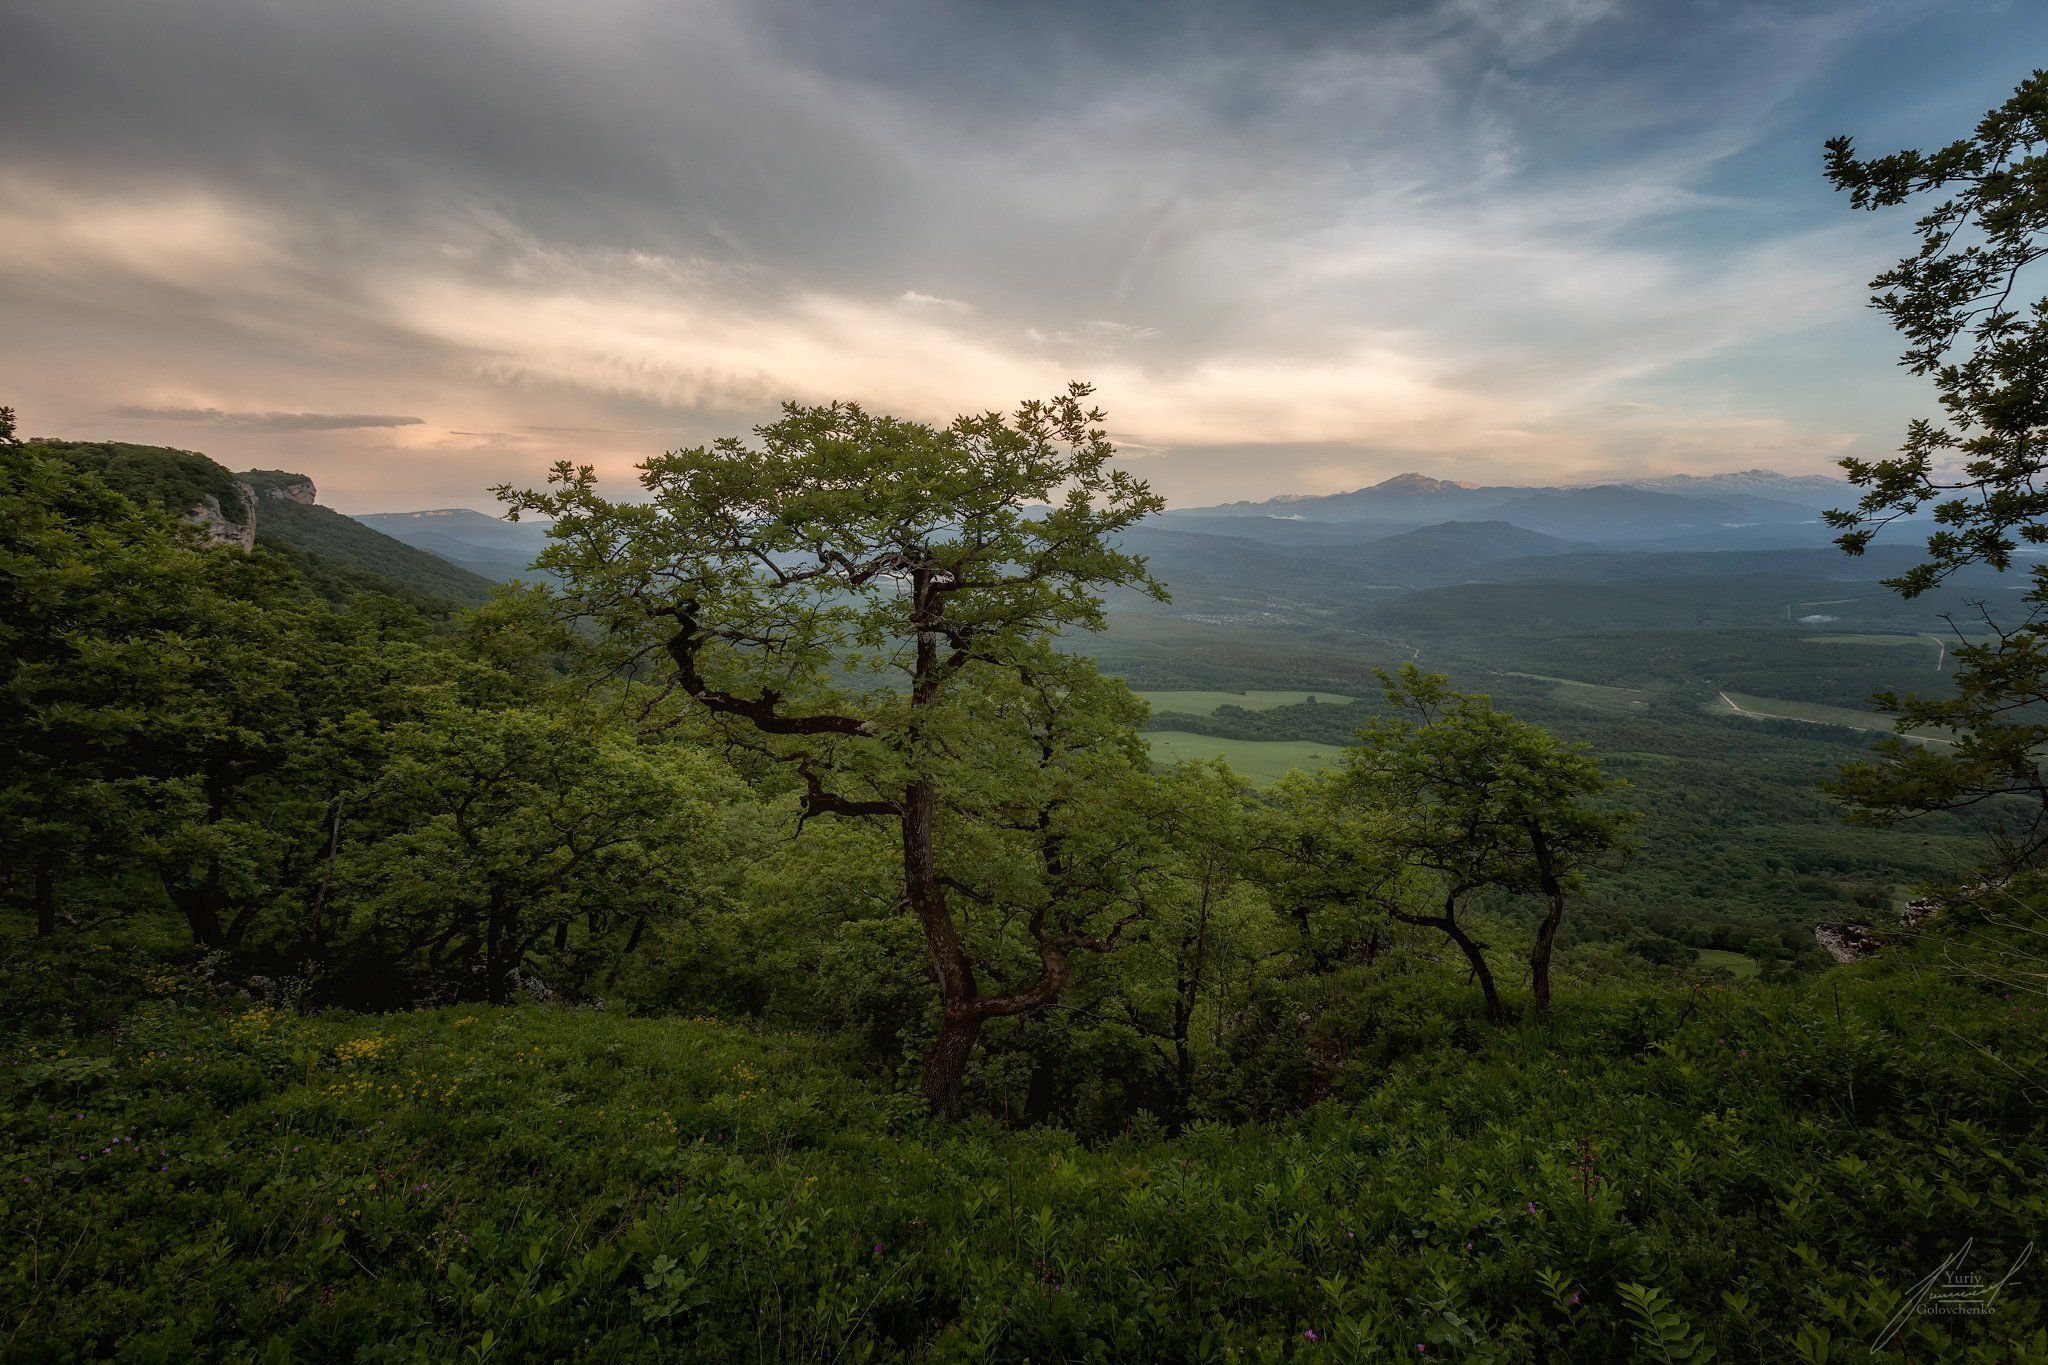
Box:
253;497;496;607
4;926;2038;1360
26;439;495;609
353;507;554;582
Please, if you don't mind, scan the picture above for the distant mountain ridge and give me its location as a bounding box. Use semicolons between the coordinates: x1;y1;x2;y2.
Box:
1622;469;1855;501
1170;469;1838;541
353;507;554;582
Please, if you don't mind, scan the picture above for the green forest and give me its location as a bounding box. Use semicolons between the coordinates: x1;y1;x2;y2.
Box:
6;53;2048;1365
6;374;2046;1358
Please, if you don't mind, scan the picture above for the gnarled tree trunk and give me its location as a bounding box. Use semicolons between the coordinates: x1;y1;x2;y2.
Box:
1397;892;1507;1024
1528;824;1566;1016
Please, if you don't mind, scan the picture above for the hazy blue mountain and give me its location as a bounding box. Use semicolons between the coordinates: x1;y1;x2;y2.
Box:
1173;471;1832;542
1149;512;1410;545
1177;473;1522;524
1624;469;1855;502
1458;485;1817;540
352;508;555;581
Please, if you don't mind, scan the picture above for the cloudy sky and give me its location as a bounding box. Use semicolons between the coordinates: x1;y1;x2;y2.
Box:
2;0;2039;511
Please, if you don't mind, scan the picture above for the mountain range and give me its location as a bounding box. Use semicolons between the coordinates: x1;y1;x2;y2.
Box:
32;438;1939;635
1167;470;1854;541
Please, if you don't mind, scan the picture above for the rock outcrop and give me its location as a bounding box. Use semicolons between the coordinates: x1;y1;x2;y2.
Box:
1815;893;1949;964
1814;922;1884;964
181;491;257;550
179;473;319;549
251;475;317;506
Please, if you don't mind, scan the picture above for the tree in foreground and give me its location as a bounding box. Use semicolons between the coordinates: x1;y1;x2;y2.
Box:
1825;70;2048;594
1824;71;2048;908
1329;667;1637;1019
501;384;1165;1112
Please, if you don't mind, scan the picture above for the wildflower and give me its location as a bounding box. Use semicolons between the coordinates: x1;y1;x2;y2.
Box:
1569;1292;1581;1307
872;1242;884;1255
1302;1329;1320;1343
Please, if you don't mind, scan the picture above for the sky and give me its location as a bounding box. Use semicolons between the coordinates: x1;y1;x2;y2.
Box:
1;0;2041;512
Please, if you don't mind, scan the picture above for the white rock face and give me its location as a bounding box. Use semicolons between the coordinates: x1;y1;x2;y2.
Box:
178;475;317;549
182;491;256;550
261;477;317;506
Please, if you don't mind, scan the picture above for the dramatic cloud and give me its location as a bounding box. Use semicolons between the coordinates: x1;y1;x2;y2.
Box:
114;406;425;432
0;0;2038;509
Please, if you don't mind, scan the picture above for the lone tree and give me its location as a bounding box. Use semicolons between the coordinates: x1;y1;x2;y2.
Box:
501;384;1165;1113
1336;667;1637;1019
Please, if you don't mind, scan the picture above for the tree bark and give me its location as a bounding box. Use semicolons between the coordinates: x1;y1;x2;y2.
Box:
920;1007;984;1116
1443;916;1507;1023
1529;893;1566;1016
1397;897;1507;1024
484;887;514;1003
905;770;988;1115
1528;824;1566;1016
307;799;343;952
170;881;227;949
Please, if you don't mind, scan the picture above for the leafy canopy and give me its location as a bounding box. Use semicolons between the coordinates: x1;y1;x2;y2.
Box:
499;382;1163;739
1826;70;2048;594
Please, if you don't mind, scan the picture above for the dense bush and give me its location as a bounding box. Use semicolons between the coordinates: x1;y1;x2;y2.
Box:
2;931;2041;1361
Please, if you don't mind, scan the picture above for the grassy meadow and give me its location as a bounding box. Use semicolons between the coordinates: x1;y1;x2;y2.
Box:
1142;731;1340;783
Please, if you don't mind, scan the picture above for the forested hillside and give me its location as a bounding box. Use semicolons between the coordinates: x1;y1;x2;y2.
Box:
23;437;495;611
4;383;2044;1359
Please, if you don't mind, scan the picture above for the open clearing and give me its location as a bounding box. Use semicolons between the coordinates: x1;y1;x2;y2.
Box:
1138;689;1354;714
1695;948;1761;979
1709;690;1955;745
1144;731;1338;783
1505;672;1650;714
1802;634;1930;647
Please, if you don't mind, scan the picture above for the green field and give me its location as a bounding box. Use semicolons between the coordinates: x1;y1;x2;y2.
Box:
1695;947;1761;979
1709;690;1954;745
1138;688;1354;714
1144;730;1338;782
1504;672;1649;715
1801;634;1931;647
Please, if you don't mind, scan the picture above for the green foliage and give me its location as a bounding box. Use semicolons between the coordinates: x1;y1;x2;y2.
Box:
1820;71;2048;893
1;933;2041;1361
27;438;249;525
254;494;493;611
1275;666;1641;1018
1618;1282;1716;1362
7;396;2044;1359
335;697;750;1005
502;384;1170;1109
1826;68;2048;590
